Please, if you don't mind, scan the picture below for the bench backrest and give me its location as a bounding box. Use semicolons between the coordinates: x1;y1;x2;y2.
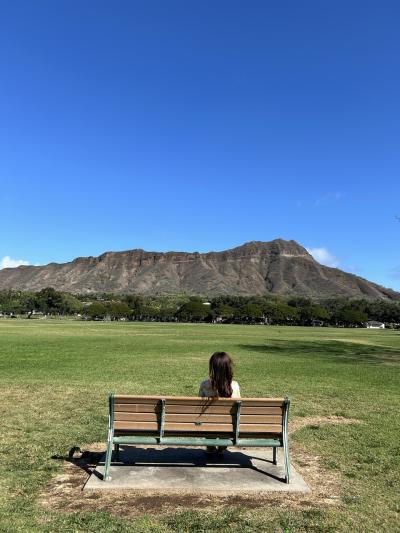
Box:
110;395;289;438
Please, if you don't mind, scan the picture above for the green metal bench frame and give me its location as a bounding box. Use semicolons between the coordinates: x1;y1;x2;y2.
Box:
104;394;291;483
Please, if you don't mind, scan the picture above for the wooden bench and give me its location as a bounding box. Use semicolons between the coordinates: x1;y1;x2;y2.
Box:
104;394;291;483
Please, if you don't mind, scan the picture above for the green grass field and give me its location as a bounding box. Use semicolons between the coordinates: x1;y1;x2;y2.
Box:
0;320;399;532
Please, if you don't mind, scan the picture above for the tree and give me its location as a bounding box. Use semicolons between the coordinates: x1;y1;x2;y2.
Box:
106;302;132;320
36;288;63;314
85;302;107;319
0;290;24;314
157;303;180;321
19;292;38;315
176;301;210;322
260;301;297;324
238;303;264;322
58;293;84;315
300;305;331;324
123;295;145;319
287;297;312;308
335;309;368;326
213;304;237;321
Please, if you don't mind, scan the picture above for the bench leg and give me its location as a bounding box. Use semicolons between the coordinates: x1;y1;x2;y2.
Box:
283;440;290;484
104;438;113;481
114;443;120;461
272;446;277;465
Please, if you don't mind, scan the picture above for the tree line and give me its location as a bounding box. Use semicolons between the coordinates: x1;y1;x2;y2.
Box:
0;288;400;327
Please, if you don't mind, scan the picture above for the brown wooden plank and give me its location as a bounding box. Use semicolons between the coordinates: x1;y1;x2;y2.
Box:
165;404;234;415
114;396;163;404
165;405;283;415
114;412;158;422
239;432;282;438
241;407;283;415
166;399;284;407
240;415;282;423
166;405;282;415
164;423;233;432
165;399;236;407
164;414;282;424
239;424;282;433
239;400;285;407
114;421;283;433
113;429;283;438
114;395;285;403
114;421;158;431
163;423;282;433
165;414;232;424
114;403;160;413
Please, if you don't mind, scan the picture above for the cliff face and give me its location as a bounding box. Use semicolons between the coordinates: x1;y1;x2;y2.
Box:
0;239;398;300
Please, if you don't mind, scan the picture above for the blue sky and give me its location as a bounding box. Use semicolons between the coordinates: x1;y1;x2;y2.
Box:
0;1;399;290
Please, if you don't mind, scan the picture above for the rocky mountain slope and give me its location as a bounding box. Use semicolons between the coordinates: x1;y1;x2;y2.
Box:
0;239;398;300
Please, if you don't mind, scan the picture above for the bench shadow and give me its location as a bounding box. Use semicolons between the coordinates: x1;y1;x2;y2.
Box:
238;339;400;365
97;446;285;483
51;447;104;480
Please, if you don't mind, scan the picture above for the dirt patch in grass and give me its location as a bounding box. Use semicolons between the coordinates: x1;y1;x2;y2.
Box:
289;415;363;434
39;416;362;518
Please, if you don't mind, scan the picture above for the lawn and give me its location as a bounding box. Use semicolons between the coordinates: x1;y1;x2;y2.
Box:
0;320;399;532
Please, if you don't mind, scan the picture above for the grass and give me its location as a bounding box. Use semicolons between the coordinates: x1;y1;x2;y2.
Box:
0;319;399;532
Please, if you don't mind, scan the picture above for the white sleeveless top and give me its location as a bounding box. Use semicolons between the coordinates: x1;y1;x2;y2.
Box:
198;379;241;398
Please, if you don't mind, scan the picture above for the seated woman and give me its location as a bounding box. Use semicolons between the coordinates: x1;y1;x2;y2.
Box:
199;351;240;454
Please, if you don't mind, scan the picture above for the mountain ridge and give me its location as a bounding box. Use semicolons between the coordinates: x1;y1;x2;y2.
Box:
0;239;398;300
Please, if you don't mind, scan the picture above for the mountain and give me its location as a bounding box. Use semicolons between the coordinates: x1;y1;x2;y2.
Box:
0;239;398;300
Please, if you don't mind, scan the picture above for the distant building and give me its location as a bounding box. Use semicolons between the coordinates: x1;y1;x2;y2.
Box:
365;321;385;329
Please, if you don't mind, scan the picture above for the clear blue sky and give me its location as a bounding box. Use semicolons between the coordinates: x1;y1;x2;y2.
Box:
0;1;399;290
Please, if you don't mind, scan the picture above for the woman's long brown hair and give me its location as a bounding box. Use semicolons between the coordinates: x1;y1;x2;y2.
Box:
209;352;234;398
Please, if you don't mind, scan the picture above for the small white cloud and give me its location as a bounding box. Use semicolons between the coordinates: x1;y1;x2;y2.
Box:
307;247;340;268
0;256;30;269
